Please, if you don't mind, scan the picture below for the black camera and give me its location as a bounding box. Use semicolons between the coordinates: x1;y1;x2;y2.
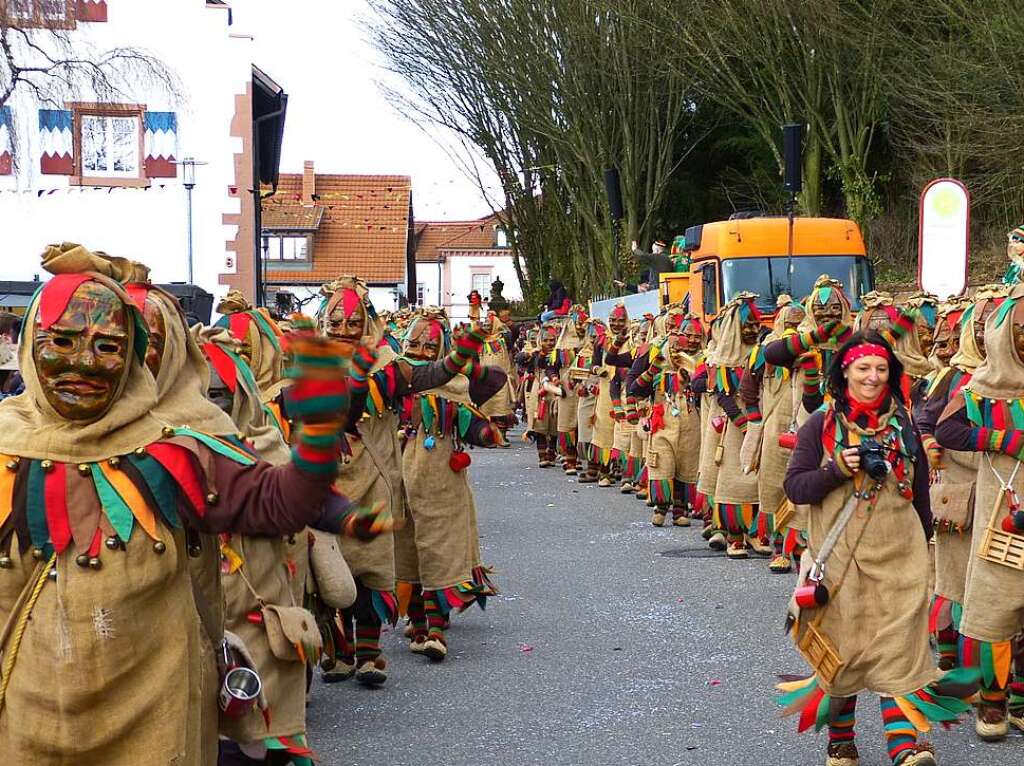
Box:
857;438;890;481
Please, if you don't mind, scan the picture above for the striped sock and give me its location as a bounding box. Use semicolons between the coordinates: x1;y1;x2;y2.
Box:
828;696;857;744
980;684;1007;709
936;627;959;668
880;697;917;764
407;586;427;640
354;618;382;664
772;533;784;556
423;590;447;644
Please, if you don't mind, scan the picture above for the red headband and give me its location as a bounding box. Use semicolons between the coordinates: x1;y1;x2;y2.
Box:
842;342;889;368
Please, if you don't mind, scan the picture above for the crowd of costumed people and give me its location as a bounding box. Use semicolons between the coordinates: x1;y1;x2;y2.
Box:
501;229;1024;766
0;232;1021;766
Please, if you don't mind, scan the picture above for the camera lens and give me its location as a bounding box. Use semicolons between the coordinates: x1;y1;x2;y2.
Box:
857;438;889;481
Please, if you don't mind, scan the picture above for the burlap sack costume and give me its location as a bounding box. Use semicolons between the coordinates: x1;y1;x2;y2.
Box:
554;311;587;435
321;279;402;594
796;413;938;699
696;330;720;501
646;341;701;494
0;250;325;764
591;308;630;465
479;315;516;420
954;288;1024;648
706;297;758;510
755;304;803;521
192;325;315;748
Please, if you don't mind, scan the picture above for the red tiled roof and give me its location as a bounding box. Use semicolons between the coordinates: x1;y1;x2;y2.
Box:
262;173;411;284
262;202;325;230
414;214;502;262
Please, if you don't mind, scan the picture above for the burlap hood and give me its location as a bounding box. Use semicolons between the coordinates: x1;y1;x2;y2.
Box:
797;275;851;346
0;248;163;462
896;292;939;378
322;275;396;373
706;292;757;368
854;290;895;332
950;287;1006;371
965;283;1024;399
216;289;287;403
192;325;291;465
130;283;238;437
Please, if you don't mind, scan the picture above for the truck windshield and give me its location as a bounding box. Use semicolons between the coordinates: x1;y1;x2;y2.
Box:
720;255;872;311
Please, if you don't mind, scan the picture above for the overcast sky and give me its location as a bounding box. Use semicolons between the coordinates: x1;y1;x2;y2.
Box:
235;0;499;221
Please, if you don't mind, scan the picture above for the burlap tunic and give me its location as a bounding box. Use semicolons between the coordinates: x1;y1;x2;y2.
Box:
932;448;978;605
758;370;795;518
395;380;483;590
334;412;401;592
787;410;938;698
648;385;700;486
696;392;722;500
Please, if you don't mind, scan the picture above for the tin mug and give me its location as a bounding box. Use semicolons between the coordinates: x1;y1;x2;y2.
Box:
794;583;830;609
219;666;262;718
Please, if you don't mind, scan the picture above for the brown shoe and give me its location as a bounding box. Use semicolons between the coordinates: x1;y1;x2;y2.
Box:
898;743;936;766
825;741;859;766
651;512;666;527
355;657;388;686
977;703;1009;741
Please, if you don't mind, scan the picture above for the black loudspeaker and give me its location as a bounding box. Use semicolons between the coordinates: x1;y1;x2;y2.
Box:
783;123;802;193
604;167;624;221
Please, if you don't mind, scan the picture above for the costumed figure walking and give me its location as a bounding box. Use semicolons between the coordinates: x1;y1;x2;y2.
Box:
517;322;562;467
573;319;605;484
0;246;365;764
628;310;704;527
549;306;589;476
781;330;978;766
590;304;633;488
395;309;506;661
935;282;1024;741
739;296;806;573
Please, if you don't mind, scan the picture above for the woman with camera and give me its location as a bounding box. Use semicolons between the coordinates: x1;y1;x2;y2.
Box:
780;331;977;766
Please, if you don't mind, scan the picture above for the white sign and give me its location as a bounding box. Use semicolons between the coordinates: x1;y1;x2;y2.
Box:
919;178;969;298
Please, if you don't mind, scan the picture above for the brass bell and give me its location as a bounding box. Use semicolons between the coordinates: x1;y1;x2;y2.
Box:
134;447;147;457
5;458;19;471
31;547;44;560
40;459;54;472
107;456;120;468
187;545;201;558
162;426;175;438
76;554;90;568
0;556;13;569
47;567;57;581
105;536;120;550
77;463;90;475
287;534;296;545
205;492;219;505
236;433;247;442
88;557;102;570
153;541;167;554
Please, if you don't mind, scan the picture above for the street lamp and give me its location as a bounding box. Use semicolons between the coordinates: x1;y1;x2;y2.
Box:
175;157;207;284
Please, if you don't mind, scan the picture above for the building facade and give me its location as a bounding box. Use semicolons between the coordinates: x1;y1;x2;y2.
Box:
0;0;286;306
259;161;413;313
414;214;524;322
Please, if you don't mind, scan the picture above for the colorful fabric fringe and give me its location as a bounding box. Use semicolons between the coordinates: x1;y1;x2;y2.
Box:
749;506;774;539
716;502;756;534
556;430;577;455
778;667;978;734
782;527;807;556
928;594;963;634
264;734;314;766
959;635;1015;689
649;479;672;506
428;577;495;616
370;589;399;626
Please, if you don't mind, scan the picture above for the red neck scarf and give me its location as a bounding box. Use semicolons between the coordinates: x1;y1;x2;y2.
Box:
846;387;890;429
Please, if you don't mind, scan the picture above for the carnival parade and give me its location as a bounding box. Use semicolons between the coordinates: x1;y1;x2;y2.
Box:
2;1;1024;765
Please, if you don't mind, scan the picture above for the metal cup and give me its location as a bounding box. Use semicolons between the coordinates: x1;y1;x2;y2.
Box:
794;583;830;609
219;666;261;718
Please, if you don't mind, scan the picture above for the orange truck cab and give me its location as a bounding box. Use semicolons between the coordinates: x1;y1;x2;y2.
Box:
673;216;872;323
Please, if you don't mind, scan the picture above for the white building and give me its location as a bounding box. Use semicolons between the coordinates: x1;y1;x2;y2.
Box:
0;0;286;308
413;214;524;322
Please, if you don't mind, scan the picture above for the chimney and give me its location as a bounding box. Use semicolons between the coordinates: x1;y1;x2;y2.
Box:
302;160;315;204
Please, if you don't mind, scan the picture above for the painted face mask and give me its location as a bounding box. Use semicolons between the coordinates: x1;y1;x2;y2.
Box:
740;319;761;345
403;319;444;361
916;314;935;357
812;294;844;323
325;291;366;347
34;280;130;421
931;321;958;363
976;301;998;356
668;334;691;370
539;327;558;355
141;294;166;377
680;322;702;352
784;308;806;331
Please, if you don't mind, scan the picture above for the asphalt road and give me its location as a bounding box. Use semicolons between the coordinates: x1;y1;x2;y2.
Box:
308;436;1021;766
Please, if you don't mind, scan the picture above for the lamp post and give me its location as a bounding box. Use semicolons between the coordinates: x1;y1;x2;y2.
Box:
176;157;207;284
